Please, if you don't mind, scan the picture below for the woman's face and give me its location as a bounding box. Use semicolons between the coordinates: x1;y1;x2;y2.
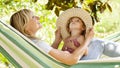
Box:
69;17;85;31
25;12;42;35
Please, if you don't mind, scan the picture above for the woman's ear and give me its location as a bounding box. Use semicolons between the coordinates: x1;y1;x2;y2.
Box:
24;27;32;35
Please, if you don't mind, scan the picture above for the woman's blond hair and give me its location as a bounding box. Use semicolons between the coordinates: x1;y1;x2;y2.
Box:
10;9;36;38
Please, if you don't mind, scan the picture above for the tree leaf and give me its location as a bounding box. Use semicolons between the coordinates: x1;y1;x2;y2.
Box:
91;16;95;25
100;4;106;13
4;0;12;4
55;7;59;16
32;0;37;3
106;3;112;12
94;13;100;22
45;1;54;10
80;0;84;4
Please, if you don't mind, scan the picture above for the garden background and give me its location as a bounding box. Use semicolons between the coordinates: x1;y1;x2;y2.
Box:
0;0;120;67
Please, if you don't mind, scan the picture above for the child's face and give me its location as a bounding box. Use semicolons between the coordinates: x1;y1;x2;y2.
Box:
69;17;85;31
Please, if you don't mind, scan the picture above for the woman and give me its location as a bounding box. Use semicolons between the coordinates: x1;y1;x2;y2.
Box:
10;9;93;65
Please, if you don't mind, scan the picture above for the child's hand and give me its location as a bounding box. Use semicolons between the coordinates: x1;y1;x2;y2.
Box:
84;47;88;56
55;27;62;41
86;28;94;40
52;27;62;48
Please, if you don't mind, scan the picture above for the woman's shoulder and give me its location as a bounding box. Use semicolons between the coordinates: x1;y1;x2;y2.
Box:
29;38;49;45
29;38;53;53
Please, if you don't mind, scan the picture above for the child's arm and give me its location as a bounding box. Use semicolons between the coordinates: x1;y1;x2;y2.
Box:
78;35;88;55
83;28;94;56
61;38;70;51
52;28;62;49
84;47;88;56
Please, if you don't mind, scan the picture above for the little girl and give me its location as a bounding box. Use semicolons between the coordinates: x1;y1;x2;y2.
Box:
63;17;88;55
52;8;120;60
53;17;88;55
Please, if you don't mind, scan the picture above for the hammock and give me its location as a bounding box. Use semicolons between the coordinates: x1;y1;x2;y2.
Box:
0;20;120;68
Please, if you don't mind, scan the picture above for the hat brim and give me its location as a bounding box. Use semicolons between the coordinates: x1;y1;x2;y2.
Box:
56;8;93;40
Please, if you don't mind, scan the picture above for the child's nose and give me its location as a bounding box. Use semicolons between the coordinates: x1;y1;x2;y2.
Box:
71;21;75;24
35;16;40;20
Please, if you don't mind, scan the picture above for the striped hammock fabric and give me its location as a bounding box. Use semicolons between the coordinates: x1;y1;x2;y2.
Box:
0;20;120;68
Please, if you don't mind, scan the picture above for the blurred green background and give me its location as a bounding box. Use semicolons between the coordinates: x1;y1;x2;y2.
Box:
0;0;120;67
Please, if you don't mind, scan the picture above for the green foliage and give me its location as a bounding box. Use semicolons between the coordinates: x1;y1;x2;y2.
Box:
0;0;120;67
82;0;112;22
0;53;11;67
45;0;77;16
95;22;115;33
0;0;57;67
45;0;112;23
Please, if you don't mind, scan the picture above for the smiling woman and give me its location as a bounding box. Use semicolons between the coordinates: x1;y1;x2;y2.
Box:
10;9;42;38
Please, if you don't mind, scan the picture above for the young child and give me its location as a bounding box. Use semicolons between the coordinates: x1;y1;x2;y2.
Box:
62;17;88;55
52;8;95;59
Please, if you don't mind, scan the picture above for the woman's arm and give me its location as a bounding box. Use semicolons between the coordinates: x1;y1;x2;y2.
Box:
49;48;85;65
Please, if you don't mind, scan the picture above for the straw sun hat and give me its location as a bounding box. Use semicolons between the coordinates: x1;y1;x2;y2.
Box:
56;8;93;40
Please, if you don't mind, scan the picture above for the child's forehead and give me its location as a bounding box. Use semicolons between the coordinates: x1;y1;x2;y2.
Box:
69;17;81;19
69;17;82;21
